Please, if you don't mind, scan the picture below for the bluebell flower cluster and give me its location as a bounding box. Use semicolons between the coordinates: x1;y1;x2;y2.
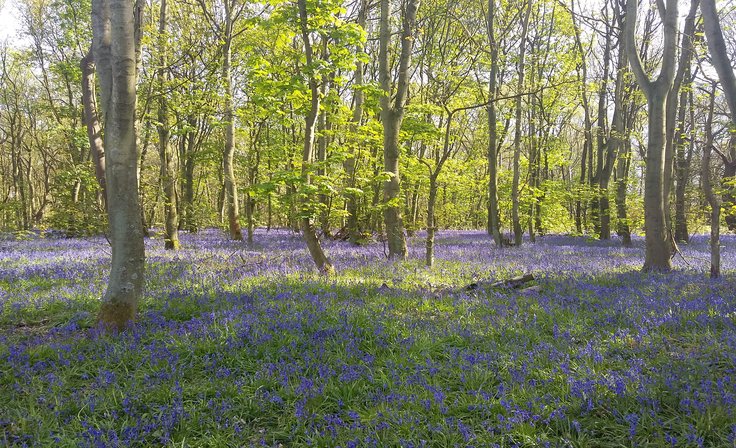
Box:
0;229;735;446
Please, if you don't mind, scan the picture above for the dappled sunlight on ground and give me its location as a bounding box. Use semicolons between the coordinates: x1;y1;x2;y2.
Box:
1;230;735;446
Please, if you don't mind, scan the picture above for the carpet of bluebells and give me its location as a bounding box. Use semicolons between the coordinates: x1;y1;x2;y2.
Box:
1;229;736;447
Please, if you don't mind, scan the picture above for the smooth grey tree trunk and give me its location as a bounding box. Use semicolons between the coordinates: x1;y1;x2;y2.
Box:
93;0;145;330
625;0;678;272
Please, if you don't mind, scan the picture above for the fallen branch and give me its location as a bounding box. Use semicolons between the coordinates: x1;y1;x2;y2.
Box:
465;273;535;291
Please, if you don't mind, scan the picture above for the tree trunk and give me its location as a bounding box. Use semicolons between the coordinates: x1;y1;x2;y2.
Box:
599;4;628;241
570;0;593;235
298;0;334;275
246;192;254;244
702;0;736;232
381;111;407;257
485;0;501;246
136;120;152;237
593;13;611;238
615;137;632;247
702;0;736;118
662;0;698;245
157;0;180;250
80;50;107;211
625;0;678;272
345;0;366;244
379;0;419;259
511;1;532;247
709;198;720;278
93;0;145;330
673;83;691;243
316;73;331;237
370;142;382;232
180;121;198;232
245;128;260;245
642;93;671;270
424;107;457;267
723;162;736;231
222;0;242;241
426;175;438;267
702;86;720;278
528;55;538;244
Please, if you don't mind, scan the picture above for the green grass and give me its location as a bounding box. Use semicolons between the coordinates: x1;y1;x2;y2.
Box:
1;233;735;446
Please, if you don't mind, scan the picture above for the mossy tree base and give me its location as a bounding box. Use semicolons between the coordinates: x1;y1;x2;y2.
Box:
97;301;136;332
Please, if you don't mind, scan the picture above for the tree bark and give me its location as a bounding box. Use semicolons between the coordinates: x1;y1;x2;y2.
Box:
344;0;366;245
599;69;623;240
570;0;593;235
222;0;242;240
424;107;458;267
317;77;331;237
598;1;628;241
80;50;107;211
615;136;632;247
702;86;720;278
93;0;145;330
701;0;736;121
673;81;691;243
246;132;259;245
666;0;698;243
379;0;419;259
298;0;334;275
702;0;736;231
485;0;502;246
593;10;611;238
426;175;438;267
528;46;538;244
245;191;254;244
511;1;532;247
625;0;678;272
157;0;180;250
180;116;198;232
643;91;671;269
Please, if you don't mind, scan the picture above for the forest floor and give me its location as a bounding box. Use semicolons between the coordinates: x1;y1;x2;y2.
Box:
1;229;735;447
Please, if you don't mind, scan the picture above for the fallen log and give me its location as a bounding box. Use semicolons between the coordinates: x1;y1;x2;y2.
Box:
465;273;535;291
518;285;542;295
